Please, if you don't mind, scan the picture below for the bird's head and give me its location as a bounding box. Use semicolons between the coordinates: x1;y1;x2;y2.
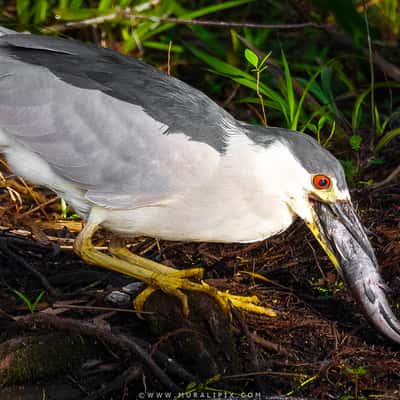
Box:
246;125;400;343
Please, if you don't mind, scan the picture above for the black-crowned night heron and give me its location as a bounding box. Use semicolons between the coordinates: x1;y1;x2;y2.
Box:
0;27;399;344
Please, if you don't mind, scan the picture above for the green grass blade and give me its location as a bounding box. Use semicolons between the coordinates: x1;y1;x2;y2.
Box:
352;89;371;133
292;68;324;131
182;0;255;19
187;46;288;125
297;78;329;105
374;106;382;134
14;290;34;313
32;291;45;312
187;45;254;79
320;65;339;115
190;25;226;57
98;0;112;12
239;97;286;112
376;127;400;152
142;41;184;53
281;49;295;128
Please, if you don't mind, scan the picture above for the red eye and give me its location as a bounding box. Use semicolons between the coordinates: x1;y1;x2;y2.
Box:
313;174;331;190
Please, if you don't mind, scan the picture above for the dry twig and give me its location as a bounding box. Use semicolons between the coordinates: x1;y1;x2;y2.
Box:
15;313;181;392
44;10;330;33
370;164;400;190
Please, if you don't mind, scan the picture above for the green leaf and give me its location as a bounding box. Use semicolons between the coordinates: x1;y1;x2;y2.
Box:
310;0;369;46
206;374;221;384
185;382;197;391
187;46;288;125
13;290;45;313
245;49;259;68
296;77;329;105
98;0;112;12
370;158;384;165
70;0;84;10
350;134;362;150
17;0;32;24
346;366;366;376
243;26;271;48
376;127;400;152
142;41;184;53
56;8;96;21
341;159;355;185
32;291;45;312
230;29;240;53
60;198;68;219
322;121;336;147
187;45;254;79
34;0;48;24
190;25;225;57
293;67;326;131
374;106;382;134
318;116;328;131
320;65;338;115
352;89;370;133
355;366;367;375
238;97;284;112
304;123;317;134
281;49;295;129
180;0;255;19
14;290;32;309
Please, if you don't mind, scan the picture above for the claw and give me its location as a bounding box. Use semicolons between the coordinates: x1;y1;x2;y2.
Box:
134;286;159;319
219;291;276;317
76;222;275;321
134;276;276;319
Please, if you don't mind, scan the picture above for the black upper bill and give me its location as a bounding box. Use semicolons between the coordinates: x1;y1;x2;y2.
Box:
312;200;400;345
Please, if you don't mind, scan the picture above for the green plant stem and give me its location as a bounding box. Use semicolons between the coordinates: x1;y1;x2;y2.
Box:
256;70;267;125
362;0;375;151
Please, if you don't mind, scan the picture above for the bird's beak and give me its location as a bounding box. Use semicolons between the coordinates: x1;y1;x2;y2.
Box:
306;199;400;344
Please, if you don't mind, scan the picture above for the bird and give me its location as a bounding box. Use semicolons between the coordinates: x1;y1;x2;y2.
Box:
0;26;399;344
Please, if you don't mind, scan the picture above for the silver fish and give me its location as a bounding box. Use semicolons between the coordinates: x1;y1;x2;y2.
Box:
313;201;400;344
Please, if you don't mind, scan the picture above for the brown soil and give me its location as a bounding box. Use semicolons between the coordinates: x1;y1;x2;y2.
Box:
0;156;399;399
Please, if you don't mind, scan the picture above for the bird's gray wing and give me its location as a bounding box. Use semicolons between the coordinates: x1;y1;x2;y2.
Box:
0;36;226;209
1;33;236;151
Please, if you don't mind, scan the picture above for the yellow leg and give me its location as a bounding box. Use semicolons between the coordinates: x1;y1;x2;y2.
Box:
109;237;204;279
74;223;276;318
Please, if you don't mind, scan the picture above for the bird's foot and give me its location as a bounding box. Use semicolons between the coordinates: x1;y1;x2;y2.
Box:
134;274;276;318
108;241;204;280
75;226;276;319
218;290;277;317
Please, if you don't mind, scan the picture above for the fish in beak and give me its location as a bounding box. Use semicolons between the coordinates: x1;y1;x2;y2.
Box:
306;199;400;344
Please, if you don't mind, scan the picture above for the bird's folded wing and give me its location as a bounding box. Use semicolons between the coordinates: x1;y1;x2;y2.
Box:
0;52;221;209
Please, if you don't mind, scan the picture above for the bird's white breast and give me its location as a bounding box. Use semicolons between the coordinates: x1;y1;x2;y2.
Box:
100;135;297;243
2;131;299;244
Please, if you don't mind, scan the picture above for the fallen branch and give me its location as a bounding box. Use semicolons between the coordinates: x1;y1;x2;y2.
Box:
83;365;142;400
0;235;59;297
232;307;266;393
44;9;330;33
370;164;400;190
15;313;181;392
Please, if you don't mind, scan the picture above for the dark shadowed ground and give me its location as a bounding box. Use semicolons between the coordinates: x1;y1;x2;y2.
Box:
0;140;399;399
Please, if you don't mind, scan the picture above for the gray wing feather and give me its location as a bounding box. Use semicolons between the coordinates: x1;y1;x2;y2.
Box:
0;59;221;209
0;27;18;36
0;33;235;151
